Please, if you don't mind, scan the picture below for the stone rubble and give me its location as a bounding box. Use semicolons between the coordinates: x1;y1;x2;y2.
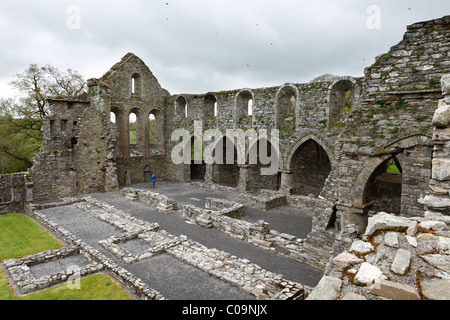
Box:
306;211;450;300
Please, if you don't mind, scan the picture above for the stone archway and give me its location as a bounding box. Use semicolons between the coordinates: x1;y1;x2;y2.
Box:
342;134;434;233
353;134;432;215
246;138;280;192
284;136;333;197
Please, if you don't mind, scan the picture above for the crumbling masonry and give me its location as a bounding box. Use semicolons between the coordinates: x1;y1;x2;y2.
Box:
1;16;450;280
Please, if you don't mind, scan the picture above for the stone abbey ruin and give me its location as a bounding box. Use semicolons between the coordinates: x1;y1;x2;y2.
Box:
1;16;450;300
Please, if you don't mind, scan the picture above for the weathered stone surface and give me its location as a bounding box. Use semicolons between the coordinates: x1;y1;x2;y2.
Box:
432;158;450;181
384;232;399;248
354;262;387;286
340;292;367;300
306;276;342;300
350;240;374;254
438;237;450;254
369;279;420;300
365;212;411;236
391;249;411;275
441;74;450;96
421;254;450;273
407;221;418;237
432;99;450;127
333;251;364;270
406;235;418;248
419;220;447;231
421;276;450;300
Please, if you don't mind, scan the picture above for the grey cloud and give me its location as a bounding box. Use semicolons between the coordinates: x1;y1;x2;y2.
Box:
0;0;449;97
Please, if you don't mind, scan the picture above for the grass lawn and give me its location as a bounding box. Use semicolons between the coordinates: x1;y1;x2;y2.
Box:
0;214;63;261
0;214;133;300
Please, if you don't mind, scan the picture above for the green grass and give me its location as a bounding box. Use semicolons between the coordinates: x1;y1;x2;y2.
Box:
0;214;63;261
386;163;401;174
0;214;133;300
0;272;133;300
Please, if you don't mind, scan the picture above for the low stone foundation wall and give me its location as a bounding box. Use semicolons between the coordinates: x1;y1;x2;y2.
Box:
183;203;329;270
120;187;178;213
239;190;287;211
286;194;318;212
206;198;246;219
3;246;102;295
191;182;287;211
0;172;32;215
22;199;165;300
16;196;309;299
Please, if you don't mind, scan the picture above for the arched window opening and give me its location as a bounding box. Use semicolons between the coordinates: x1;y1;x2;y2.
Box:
277;86;297;132
190;137;205;182
148;113;156;145
176;96;188;118
131;73;142;96
216;136;239;188
365;156;403;215
329;80;354;125
149;109;164;146
110;112;117;124
204;94;217;118
290;139;331;197
236;91;253;117
248;138;279;192
129;112;137;145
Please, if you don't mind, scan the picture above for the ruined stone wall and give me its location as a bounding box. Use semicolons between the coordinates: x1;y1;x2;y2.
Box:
14;16;449;237
31;83;119;201
422;74;450;214
320;16;450;232
101;53;170;184
0;173;29;214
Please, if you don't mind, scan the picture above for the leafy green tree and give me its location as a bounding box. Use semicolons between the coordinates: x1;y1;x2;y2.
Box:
0;64;86;173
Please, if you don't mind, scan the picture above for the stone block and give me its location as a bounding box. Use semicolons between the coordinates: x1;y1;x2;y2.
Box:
421;276;450;300
441;74;450;96
369;279;420;300
433;99;450;127
333;251;363;270
419;220;446;231
420;254;450;273
306;276;342;300
365;212;411;236
407;221;418;236
391;249;411;275
384;232;399;248
432;158;450;181
354;262;387;286
340;292;367;300
350;240;374;255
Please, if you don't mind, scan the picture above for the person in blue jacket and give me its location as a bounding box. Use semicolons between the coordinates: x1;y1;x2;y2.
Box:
151;174;157;188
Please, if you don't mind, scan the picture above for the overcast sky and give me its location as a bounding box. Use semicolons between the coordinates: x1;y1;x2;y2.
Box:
0;0;449;97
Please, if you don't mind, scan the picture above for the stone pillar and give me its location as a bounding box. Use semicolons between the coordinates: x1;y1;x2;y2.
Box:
181;164;190;183
279;170;294;194
422;74;450;215
237;165;254;193
400;145;432;216
205;164;219;184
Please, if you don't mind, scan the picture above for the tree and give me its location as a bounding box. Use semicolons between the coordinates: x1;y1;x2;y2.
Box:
1;64;85;119
0;64;86;173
